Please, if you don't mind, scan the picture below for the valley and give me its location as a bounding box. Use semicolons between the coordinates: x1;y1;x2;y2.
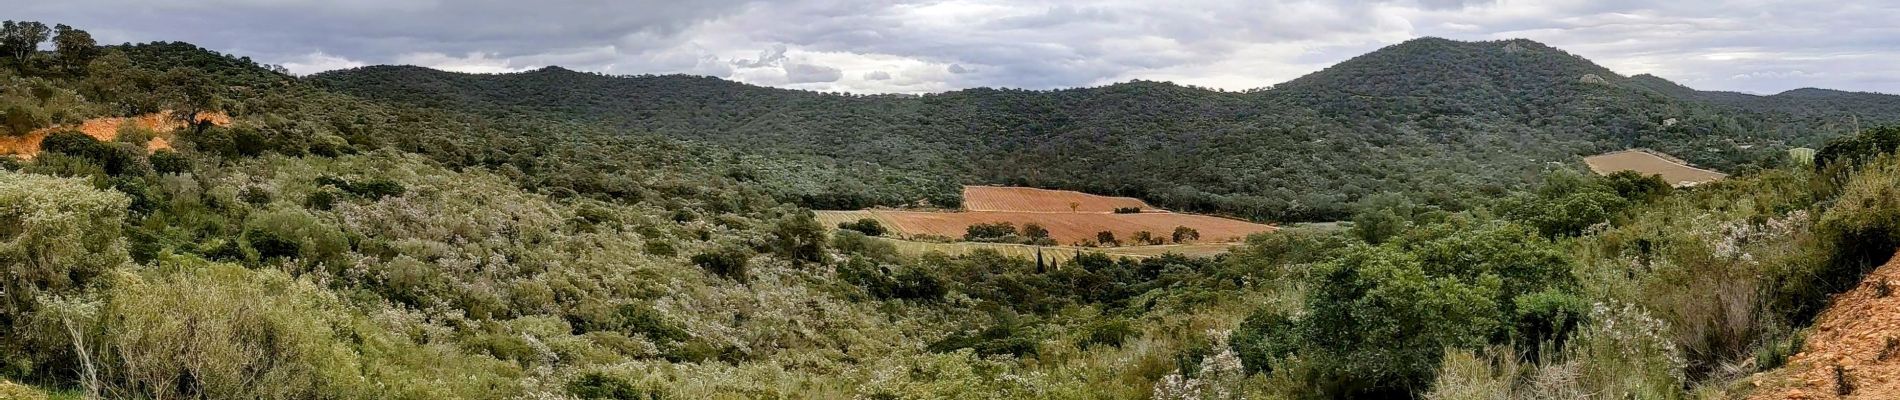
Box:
3;15;1900;400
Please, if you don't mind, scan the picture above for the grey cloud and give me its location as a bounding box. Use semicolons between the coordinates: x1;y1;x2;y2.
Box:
733;44;788;68
15;0;1900;94
785;62;843;83
15;0;755;62
864;71;892;80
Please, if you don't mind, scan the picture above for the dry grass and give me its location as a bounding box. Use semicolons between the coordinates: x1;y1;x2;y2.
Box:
1582;150;1727;187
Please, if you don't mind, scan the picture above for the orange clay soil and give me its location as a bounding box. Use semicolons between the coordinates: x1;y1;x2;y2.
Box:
1745;250;1900;399
0;111;231;158
815;209;1274;245
962;185;1156;213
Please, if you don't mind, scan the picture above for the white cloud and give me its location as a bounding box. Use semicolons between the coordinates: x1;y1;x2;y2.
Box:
18;0;1900;94
280;51;365;75
394;52;532;74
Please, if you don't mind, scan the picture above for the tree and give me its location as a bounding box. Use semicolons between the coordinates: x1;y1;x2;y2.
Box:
963;222;1018;242
1069;201;1080;213
771;211;828;264
1233;244;1502;396
52;24;97;74
1171;226;1201;243
838;218;886;236
1021;223;1052;245
1131;230;1160;245
1095;231;1119;247
161;67;222;133
1;100;50;136
0;21;51;61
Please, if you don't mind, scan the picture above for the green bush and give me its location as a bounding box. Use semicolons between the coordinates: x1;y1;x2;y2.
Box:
567;371;663;400
838;217;886;236
963;221;1018;242
1788;155;1900;322
691;246;752;282
1511;290;1589;358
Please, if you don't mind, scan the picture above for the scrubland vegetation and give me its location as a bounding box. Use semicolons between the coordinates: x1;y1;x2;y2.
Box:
8;20;1900;399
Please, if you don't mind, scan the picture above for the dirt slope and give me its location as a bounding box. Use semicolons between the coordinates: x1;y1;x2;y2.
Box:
1746;250;1900;399
0;111;231;158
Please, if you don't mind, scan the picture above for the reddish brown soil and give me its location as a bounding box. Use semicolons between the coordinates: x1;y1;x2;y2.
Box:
816;209;1274;245
0;111;231;158
962;186;1156;213
1746;250;1900;399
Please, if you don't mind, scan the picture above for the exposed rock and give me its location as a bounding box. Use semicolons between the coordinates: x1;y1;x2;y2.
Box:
1579;74;1610;85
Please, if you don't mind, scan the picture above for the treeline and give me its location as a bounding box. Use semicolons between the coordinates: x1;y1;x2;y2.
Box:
309;38;1900;222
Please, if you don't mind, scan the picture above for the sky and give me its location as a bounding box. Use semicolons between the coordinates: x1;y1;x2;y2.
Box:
14;0;1900;95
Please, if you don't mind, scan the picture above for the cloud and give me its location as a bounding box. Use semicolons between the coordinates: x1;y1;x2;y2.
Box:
280;51;365;75
733;44;788;68
784;62;843;83
14;0;1900;94
395;52;531;74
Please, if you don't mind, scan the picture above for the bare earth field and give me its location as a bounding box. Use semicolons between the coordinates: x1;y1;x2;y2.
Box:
815;209;1273;245
962;185;1155;212
1582;149;1727;187
858;237;1244;264
820;186;1274;259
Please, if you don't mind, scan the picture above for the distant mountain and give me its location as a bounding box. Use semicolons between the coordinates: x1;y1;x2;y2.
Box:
308;37;1900;221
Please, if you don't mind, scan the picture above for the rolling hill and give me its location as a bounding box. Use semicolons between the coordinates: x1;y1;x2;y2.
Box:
309;37;1900;222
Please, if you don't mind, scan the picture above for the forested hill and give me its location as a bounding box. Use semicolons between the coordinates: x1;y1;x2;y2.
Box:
311;37;1900;222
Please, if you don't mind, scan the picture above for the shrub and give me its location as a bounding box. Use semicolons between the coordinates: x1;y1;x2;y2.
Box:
0;171;128;374
567;372;661;400
1080;318;1141;349
238;186;272;205
304;188;340;211
1021;223;1053;245
1095;231;1119;247
147;150;189;174
1787;154;1900;322
839;217;886;236
1512;290;1589;358
964;221;1018;242
1171;226;1200;243
691;246;753;282
1113;207;1141;214
0;101;49;136
48;259;521;399
770;211;828;264
315;175;406;200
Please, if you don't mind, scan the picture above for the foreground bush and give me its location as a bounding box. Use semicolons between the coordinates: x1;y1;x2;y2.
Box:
41;257;521;399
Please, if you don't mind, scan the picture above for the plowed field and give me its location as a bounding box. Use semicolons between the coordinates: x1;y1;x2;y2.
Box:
1583;150;1726;187
962;186;1154;212
815;209;1272;245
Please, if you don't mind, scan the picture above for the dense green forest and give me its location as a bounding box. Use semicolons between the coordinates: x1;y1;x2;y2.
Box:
8;20;1900;399
310;38;1900;222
